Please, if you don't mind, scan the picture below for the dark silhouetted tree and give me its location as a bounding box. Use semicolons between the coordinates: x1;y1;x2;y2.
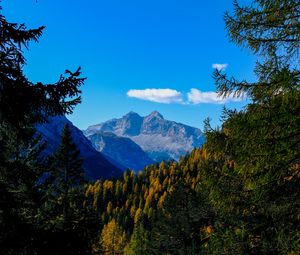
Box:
0;4;84;253
44;124;85;226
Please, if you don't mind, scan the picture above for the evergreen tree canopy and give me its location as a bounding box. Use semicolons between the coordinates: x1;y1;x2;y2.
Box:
225;0;300;62
1;1;299;254
215;0;300;101
203;0;300;253
44;124;85;226
150;181;213;255
0;4;85;253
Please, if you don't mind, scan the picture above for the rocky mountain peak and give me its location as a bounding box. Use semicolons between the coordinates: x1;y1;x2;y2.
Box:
146;111;164;120
85;111;205;162
124;111;142;119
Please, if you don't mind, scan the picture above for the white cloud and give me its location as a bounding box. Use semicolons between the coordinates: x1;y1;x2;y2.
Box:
127;88;183;104
127;87;244;105
187;88;242;104
212;63;228;71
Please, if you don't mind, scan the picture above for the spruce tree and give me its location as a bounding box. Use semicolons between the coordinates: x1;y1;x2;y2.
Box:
124;224;152;255
0;4;84;253
45;124;85;224
39;124;91;254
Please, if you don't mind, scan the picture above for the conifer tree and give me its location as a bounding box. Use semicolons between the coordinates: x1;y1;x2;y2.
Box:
124;224;151;255
203;0;300;253
150;181;213;255
45;124;85;225
0;4;84;253
39;124;93;254
98;219;127;255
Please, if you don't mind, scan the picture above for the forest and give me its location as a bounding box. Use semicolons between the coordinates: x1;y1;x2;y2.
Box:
0;0;299;254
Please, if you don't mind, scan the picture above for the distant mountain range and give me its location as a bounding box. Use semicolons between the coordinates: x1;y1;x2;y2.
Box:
36;116;122;180
37;112;205;178
85;111;205;165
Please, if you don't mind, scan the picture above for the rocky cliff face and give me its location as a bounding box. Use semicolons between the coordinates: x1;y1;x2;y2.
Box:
85;111;205;162
86;131;154;172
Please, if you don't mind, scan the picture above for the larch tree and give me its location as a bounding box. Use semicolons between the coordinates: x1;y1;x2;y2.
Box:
98;219;127;255
203;0;300;253
150;181;213;255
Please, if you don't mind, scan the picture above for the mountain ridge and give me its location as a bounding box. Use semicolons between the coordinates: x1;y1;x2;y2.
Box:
36;116;122;180
86;131;154;172
85;111;205;162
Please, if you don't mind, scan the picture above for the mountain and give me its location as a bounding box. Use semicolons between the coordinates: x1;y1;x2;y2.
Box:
36;116;122;180
86;131;154;172
85;111;205;162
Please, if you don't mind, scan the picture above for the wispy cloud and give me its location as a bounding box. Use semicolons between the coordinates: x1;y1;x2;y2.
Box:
187;88;242;104
212;63;228;71
127;88;183;104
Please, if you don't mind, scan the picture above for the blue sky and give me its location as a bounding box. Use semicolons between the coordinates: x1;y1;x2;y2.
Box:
3;0;255;130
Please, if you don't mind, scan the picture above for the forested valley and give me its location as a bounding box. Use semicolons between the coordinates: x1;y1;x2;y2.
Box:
0;0;299;254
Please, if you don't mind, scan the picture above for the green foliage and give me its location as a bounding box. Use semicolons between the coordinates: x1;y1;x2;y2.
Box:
205;0;300;254
1;0;300;254
37;124;99;254
124;224;151;255
84;152;214;254
0;5;85;254
150;181;213;255
224;0;300;63
42;124;85;226
84;1;300;254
